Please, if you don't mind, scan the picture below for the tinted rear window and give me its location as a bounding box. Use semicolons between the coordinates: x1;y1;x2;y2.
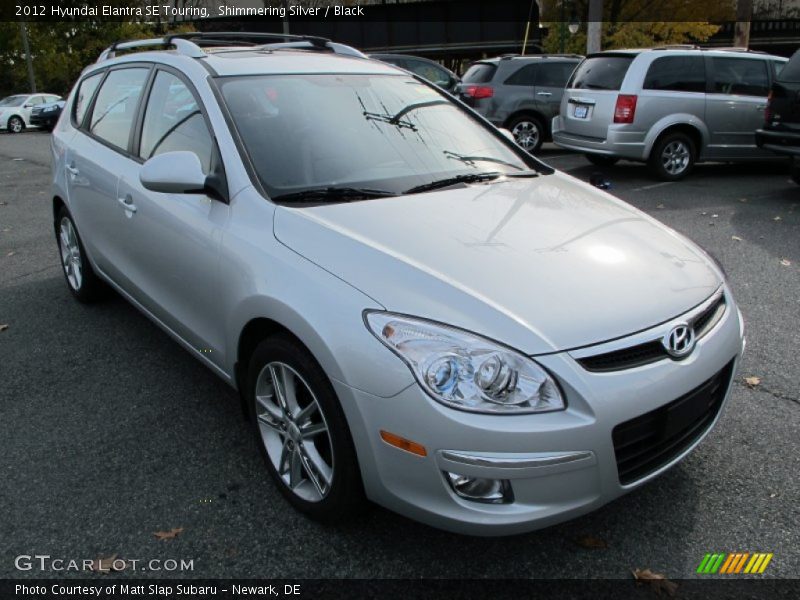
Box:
462;63;497;84
568;56;633;90
778;51;800;82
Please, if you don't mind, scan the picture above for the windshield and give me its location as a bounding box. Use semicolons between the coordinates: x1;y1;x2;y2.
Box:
778;50;800;82
219;74;535;200
0;95;27;107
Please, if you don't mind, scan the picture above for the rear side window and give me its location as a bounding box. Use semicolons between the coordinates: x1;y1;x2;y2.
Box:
643;56;706;92
73;73;103;125
139;70;213;173
89;68;149;150
537;62;579;87
777;51;800;82
711;57;769;96
568;56;633;90
505;64;537;86
462;63;497;84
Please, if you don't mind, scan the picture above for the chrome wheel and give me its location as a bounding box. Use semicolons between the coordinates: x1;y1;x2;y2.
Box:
59;217;83;291
661;140;690;175
8;117;23;133
511;120;540;152
255;361;334;502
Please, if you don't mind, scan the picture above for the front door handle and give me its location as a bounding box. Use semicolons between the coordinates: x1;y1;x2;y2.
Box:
537;91;553;97
117;195;137;213
66;165;79;177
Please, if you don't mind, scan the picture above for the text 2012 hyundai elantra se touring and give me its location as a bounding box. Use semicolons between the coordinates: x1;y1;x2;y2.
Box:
51;34;744;535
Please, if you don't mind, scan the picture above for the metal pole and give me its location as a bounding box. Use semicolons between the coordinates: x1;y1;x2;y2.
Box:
587;0;602;54
282;0;290;34
19;22;36;94
559;0;566;53
521;0;535;55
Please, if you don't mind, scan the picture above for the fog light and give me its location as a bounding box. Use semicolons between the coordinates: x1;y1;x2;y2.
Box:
444;472;513;504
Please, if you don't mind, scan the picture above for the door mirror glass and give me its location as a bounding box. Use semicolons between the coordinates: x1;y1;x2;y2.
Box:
140;151;207;194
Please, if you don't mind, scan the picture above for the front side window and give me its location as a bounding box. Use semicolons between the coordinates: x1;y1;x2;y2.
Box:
89;68;149;150
711;57;769;96
0;95;27;107
505;64;538;86
139;70;213;173
73;73;103;125
219;74;533;199
644;56;706;93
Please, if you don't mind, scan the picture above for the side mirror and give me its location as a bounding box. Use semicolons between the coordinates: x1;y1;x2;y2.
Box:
499;128;516;143
140;151;207;194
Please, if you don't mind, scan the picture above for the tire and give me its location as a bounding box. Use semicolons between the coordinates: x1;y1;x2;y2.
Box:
791;160;800;185
246;334;366;523
585;154;619;167
648;132;696;181
508;114;544;153
7;116;24;134
55;206;105;302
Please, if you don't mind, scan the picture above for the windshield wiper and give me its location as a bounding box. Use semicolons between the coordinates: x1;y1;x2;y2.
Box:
442;150;530;171
271;186;398;204
404;172;502;195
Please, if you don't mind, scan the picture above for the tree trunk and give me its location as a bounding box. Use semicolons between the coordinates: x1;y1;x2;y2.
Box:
734;0;753;48
587;0;603;54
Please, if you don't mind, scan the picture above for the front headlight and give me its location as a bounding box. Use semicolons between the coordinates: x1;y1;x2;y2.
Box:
44;106;57;113
365;312;565;414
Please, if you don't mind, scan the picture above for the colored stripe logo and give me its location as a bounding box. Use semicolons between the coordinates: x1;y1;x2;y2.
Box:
697;553;773;574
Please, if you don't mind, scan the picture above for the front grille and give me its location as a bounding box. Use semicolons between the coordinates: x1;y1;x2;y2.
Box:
612;360;734;485
577;293;726;373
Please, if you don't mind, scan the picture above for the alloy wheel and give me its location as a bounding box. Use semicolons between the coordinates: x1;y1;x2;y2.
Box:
59;217;83;290
254;361;334;502
9;117;23;133
661;140;690;175
512;120;540;152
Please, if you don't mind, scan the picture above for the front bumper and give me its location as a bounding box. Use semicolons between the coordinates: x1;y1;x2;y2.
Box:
755;128;800;156
334;294;743;536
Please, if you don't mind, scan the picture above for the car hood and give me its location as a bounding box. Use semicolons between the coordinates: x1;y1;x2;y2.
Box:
273;172;721;354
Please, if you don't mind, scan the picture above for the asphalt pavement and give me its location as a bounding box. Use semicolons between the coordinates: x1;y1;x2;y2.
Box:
0;131;798;580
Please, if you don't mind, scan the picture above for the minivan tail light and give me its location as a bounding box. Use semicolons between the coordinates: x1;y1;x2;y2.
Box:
465;85;494;99
613;94;637;124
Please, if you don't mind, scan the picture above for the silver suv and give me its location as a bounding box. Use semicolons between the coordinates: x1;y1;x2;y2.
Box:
52;33;743;535
455;55;582;153
552;47;788;179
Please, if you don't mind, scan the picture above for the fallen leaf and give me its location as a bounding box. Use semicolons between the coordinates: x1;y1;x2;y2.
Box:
701;211;707;216
575;535;608;549
90;554;126;573
739;198;748;202
6;251;15;257
632;568;678;597
744;376;761;388
770;492;779;498
731;235;742;241
0;324;8;332
0;201;7;206
153;527;184;541
712;214;719;218
774;216;782;221
780;259;791;267
656;204;665;209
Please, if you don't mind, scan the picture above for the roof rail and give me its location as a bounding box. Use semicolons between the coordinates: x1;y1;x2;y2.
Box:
651;44;700;51
711;46;768;54
97;31;366;63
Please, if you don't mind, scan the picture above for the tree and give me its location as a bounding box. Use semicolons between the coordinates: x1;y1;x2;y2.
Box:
539;0;736;53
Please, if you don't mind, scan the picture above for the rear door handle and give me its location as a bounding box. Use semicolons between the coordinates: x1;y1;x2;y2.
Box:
117;195;137;213
537;91;553;97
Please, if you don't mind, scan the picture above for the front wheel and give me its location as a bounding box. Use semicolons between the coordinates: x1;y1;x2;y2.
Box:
247;334;366;523
7;116;24;134
648;132;696;181
508;115;544;153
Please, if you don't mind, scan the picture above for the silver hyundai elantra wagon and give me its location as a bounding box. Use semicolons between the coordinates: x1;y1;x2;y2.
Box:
51;33;744;536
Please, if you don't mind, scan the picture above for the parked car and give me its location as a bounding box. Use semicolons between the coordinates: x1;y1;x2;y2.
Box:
756;48;800;184
552;47;788;180
30;99;66;131
52;33;743;536
369;53;460;93
454;54;582;153
0;92;62;133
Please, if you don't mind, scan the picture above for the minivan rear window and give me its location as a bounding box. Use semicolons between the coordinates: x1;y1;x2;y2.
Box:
462;63;497;84
777;50;800;82
568;56;633;90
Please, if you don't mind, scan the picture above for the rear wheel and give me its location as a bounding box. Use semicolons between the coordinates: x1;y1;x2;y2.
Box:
508;115;544;153
7;116;24;134
585;154;619;167
55;206;105;303
247;334;366;522
648;132;696;181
